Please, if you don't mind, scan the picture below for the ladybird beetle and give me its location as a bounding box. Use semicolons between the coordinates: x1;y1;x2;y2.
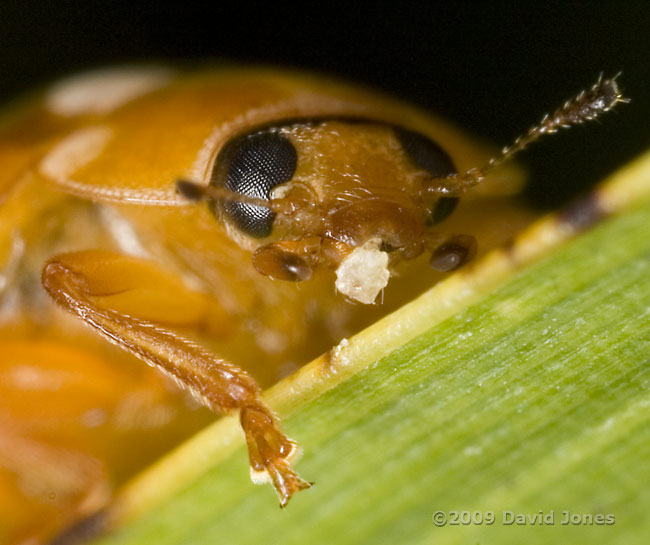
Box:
0;66;624;543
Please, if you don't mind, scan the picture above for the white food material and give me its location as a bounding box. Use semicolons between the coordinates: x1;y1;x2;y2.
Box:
335;239;390;304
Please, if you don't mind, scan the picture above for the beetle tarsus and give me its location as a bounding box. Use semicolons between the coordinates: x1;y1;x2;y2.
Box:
241;407;312;506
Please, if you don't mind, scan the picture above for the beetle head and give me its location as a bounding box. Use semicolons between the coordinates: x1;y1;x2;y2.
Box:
180;116;470;303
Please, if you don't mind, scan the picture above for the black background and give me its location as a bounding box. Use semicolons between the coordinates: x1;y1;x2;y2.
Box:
1;2;648;209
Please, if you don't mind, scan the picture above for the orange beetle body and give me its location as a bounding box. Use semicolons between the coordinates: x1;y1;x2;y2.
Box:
0;65;541;543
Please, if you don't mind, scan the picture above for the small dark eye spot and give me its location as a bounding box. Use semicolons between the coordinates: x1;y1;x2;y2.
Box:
431;196;459;225
211;131;297;238
395;128;456;178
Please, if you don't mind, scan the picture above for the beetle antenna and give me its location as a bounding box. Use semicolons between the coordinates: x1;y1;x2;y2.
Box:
428;74;628;195
175;179;288;212
175;179;210;201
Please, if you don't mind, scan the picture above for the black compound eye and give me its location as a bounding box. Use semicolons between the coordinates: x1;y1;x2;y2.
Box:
211;131;297;238
431;196;459;225
395;128;456;178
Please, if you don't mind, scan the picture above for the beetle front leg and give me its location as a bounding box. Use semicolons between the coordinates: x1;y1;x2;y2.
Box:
41;250;310;506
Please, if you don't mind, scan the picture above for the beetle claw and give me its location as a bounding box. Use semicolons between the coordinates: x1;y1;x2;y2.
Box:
240;407;311;506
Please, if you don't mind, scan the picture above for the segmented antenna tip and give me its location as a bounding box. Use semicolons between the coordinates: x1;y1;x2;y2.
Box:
554;74;627;126
430;74;628;194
